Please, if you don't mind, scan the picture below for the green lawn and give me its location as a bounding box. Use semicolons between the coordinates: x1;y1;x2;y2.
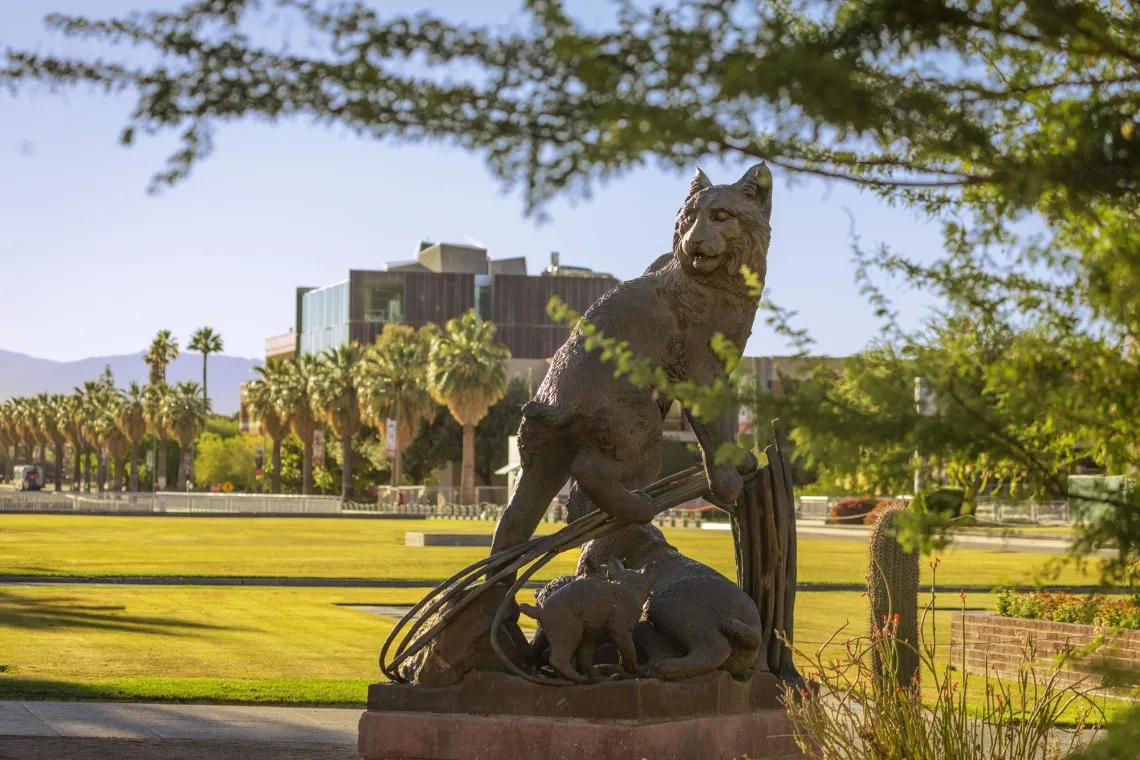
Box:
0;583;1125;723
0;585;415;705
0;514;1099;587
0;584;927;704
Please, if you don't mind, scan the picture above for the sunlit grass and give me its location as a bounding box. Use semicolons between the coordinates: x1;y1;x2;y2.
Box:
0;514;1098;587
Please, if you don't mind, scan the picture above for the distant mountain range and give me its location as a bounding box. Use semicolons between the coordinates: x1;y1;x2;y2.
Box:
0;350;263;415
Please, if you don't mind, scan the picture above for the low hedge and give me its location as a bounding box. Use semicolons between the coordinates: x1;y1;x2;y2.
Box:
995;589;1140;630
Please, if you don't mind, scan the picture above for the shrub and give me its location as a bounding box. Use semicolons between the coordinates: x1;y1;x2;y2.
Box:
995;589;1140;630
784;567;1105;760
828;496;879;525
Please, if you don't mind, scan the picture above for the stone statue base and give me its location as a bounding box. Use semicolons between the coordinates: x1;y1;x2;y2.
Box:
358;671;804;760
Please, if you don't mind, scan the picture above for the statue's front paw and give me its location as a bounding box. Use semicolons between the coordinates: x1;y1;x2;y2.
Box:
709;465;744;505
648;661;685;681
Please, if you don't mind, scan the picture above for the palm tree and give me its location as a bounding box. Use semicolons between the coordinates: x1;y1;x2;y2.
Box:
162;382;209;491
246;364;290;494
145;330;180;487
88;394;126;492
30;394;52;479
311;343;367;501
60;393;86;491
11;398;37;468
143;383;171;489
39;394;69;491
359;324;436;488
427;311;510;505
145;330;180;385
76;381;112;492
188;327;223;410
117;382;148;492
0;403;13;480
277;354;320;495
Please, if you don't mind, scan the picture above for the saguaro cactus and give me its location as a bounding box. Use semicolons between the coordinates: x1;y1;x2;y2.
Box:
866;503;920;688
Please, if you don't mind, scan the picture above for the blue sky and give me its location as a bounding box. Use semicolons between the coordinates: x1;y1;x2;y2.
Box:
0;0;943;362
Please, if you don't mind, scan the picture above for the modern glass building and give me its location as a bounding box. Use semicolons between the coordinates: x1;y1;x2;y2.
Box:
299;281;350;356
289;243;619;361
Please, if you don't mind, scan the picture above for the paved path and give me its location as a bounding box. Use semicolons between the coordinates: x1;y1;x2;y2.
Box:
792;522;1116;556
0;701;358;743
0;738;360;760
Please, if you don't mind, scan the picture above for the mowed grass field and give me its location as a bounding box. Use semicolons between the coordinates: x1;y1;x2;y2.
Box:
0;514;1099;587
0;514;1122;718
0;584;976;704
0;583;1125;721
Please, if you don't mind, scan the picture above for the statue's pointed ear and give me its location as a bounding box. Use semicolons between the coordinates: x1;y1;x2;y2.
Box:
689;167;712;197
605;557;625;578
735;163;772;205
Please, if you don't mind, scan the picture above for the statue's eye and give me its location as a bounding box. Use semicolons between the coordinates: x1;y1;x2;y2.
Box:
712;209;732;222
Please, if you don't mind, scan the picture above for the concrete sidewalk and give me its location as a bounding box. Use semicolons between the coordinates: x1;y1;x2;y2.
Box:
0;700;358;743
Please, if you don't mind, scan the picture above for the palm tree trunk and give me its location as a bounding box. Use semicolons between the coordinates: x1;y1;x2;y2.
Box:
302;440;313;495
158;440;167;490
461;423;476;505
392;398;403;488
37;446;47;483
112;457;123;492
84;450;93;492
129;443;139;492
201;354;209;409
97;451;106;494
341;431;353;501
53;444;64;491
177;443;189;492
271;437;282;494
72;446;81;491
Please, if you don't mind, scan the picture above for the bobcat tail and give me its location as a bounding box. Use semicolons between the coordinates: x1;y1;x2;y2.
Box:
517;603;543;622
521;401;573;428
721;618;763;649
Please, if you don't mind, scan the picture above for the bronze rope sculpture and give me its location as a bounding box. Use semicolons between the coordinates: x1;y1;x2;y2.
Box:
381;430;799;687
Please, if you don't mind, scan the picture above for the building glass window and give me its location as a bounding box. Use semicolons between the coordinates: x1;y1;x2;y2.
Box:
300;281;349;355
365;284;404;324
475;274;493;321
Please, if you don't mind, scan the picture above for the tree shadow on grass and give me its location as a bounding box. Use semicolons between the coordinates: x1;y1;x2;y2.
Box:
0;591;247;636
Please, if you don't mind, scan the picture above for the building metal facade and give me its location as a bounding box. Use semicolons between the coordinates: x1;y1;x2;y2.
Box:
289;243;618;361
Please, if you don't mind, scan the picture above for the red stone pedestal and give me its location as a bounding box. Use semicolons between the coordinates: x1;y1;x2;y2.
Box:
357;671;804;760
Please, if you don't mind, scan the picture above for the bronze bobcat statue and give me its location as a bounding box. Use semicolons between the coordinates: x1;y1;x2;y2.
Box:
490;163;773;555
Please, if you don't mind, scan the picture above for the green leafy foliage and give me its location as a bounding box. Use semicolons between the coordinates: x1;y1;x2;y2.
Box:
193;432;261;491
400;378;529;486
995;590;1140;630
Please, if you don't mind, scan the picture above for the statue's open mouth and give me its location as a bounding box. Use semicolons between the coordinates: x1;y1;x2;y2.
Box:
689;252;720;273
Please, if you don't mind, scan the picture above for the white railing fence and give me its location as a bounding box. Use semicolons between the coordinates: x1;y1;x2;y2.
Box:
973;500;1070;525
1;488;1080;525
372;485;509;508
0;490;342;515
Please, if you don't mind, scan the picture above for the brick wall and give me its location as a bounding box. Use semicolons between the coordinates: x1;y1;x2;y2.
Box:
949;611;1140;689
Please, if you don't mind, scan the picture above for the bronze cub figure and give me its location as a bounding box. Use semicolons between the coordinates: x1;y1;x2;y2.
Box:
519;558;651;683
491;163;773;554
579;524;764;681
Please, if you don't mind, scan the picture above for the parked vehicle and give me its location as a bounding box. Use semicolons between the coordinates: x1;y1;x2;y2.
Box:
13;464;42;491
